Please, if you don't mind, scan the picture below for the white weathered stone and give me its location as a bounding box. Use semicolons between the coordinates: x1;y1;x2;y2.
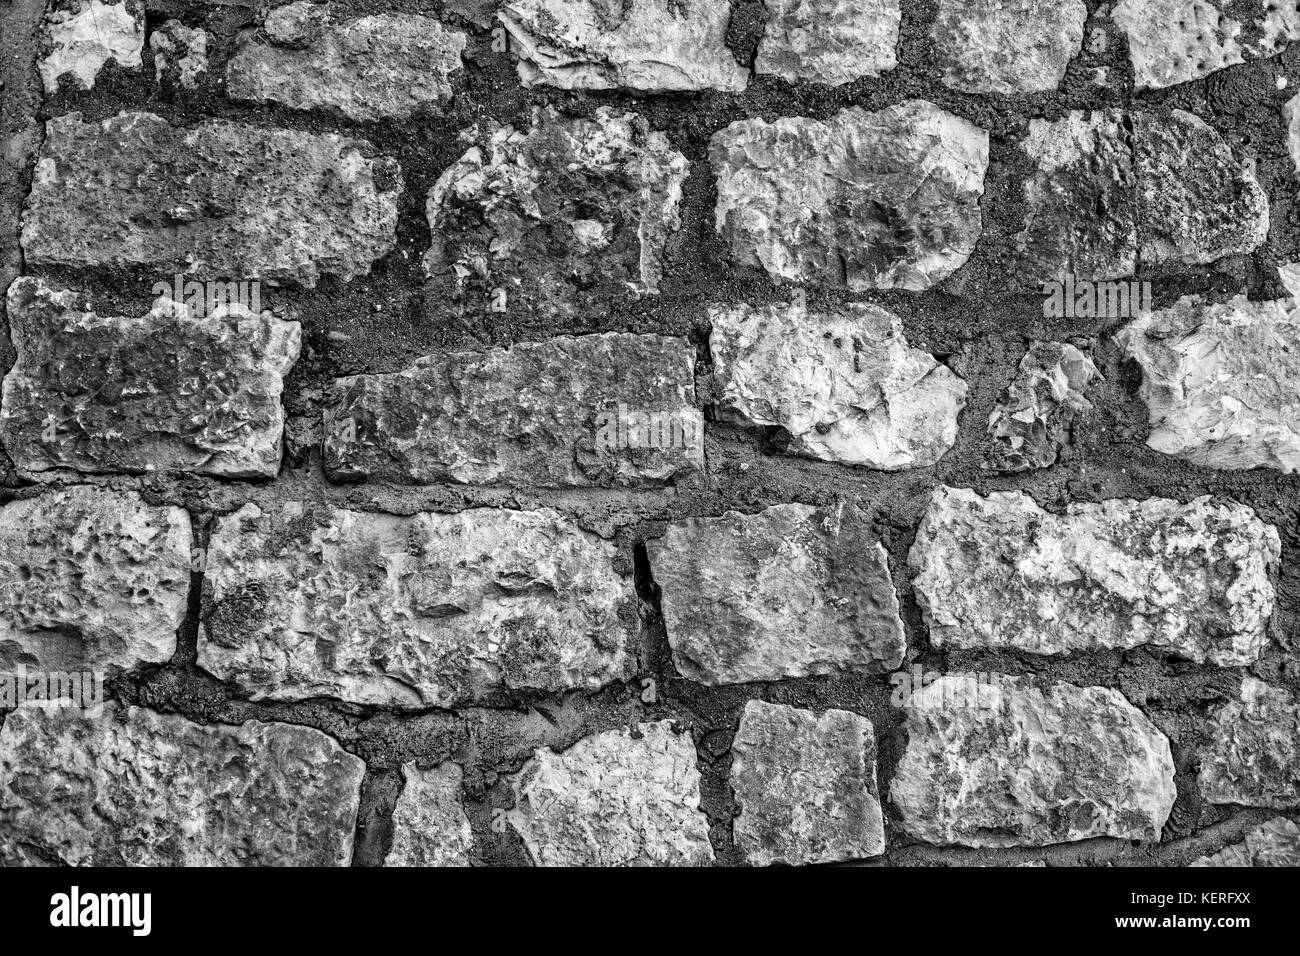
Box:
1199;678;1300;809
931;0;1086;94
150;20;209;88
985;342;1099;472
756;0;899;86
1286;93;1300;174
40;0;143;94
385;762;474;867
910;487;1280;666
1191;817;1300;866
709;300;966;470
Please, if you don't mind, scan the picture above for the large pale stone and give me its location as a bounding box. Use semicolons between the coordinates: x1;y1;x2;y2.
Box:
200;503;635;709
1;277;301;478
498;0;745;92
710;101;989;291
892;676;1176;847
1118;293;1300;473
931;0;1086;94
985;342;1099;472
756;0;899;86
709;300;966;470
1191;817;1300;867
385;762;474;866
0;703;364;866
1199;678;1300;808
647;502;905;684
910;487;1280;666
0;488;190;672
324;333;702;488
731;700;884;866
506;721;713;866
40;0;143;94
21;111;400;287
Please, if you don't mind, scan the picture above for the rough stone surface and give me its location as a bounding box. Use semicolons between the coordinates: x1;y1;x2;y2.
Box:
930;0;1086;94
709;300;967;470
1;277;301;478
385;762;474;866
1287;93;1300;174
647;502;905;684
200;503;635;708
731;700;885;866
710;101;989;291
985;342;1099;472
324;333;702;488
892;676;1176;847
150;20;209;88
40;0;142;94
1191;817;1300;866
1118;292;1300;474
21;111;400;287
0;487;190;672
506;721;713;866
498;0;746;92
424;107;687;319
910;487;1280;666
1199;678;1300;809
755;0;900;86
227;5;467;121
0;703;364;866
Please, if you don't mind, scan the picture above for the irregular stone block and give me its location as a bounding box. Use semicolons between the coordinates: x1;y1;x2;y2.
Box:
385;762;474;866
1;277;301;478
0;487;190;672
0;703;364;866
892;676;1176;847
200;503;635;708
709;300;967;470
910;487;1280;666
40;0;143;94
506;721;713;866
150;20;209;88
324;333;702;488
1287;93;1300;174
731;700;885;866
21;111;400;287
710;101;989;291
756;0;899;86
931;0;1086;94
1191;817;1300;867
647;502;905;684
985;342;1099;472
1199;678;1300;808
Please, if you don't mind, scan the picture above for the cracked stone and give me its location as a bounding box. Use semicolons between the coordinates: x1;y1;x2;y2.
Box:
150;20;209;88
40;0;143;94
1191;817;1300;866
1199;678;1300;808
755;0;899;86
985;342;1099;472
385;762;474;866
931;0;1086;94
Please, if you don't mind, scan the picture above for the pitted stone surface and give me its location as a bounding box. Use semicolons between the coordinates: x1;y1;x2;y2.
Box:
709;300;967;470
710;101;989;291
1;277;301;478
731;700;885;866
647;502;905;684
892;676;1176;847
1199;678;1300;809
151;20;209;88
755;0;900;86
985;342;1099;472
506;721;713;866
1191;817;1300;866
21;111;400;287
324;333;702;488
200;503;635;709
40;0;143;94
910;487;1280;666
930;0;1086;94
385;762;474;866
0;703;364;866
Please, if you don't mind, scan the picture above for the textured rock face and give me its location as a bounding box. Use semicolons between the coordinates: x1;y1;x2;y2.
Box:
506;721;713;866
424;107;686;319
1287;94;1300;174
711;101;988;291
151;20;209;88
647;503;905;684
1191;817;1300;867
709;300;967;470
930;0;1086;94
731;700;885;866
385;762;474;866
227;6;467;120
1;277;301;478
200;503;635;708
0;488;190;672
910;487;1280;666
0;704;364;866
324;333;702;488
1199;678;1300;809
892;676;1176;847
498;0;746;92
1118;293;1300;474
756;0;900;85
21;111;400;287
985;342;1099;472
40;0;143;94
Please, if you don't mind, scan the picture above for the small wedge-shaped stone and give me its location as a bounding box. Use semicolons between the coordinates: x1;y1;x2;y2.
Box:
1199;678;1300;809
1191;817;1300;867
910;487;1280;666
385;762;474;866
756;0;900;86
709;300;967;470
892;676;1176;847
1;277;301;478
647;502;905;684
200;503;635;708
0;703;364;865
931;0;1086;94
40;0;143;94
985;342;1099;472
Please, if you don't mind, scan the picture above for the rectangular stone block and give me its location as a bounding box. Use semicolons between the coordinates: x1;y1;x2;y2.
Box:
385;761;474;867
1199;678;1300;809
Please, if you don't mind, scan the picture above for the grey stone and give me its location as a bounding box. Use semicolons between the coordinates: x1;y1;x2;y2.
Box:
985;342;1099;472
151;20;208;88
910;487;1280;666
931;0;1086;94
709;300;967;470
710;101;988;291
756;0;899;86
1191;817;1300;866
1286;93;1300;174
1199;678;1300;809
40;0;143;94
892;676;1176;847
731;700;885;866
647;502;905;684
506;720;713;866
385;762;474;866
